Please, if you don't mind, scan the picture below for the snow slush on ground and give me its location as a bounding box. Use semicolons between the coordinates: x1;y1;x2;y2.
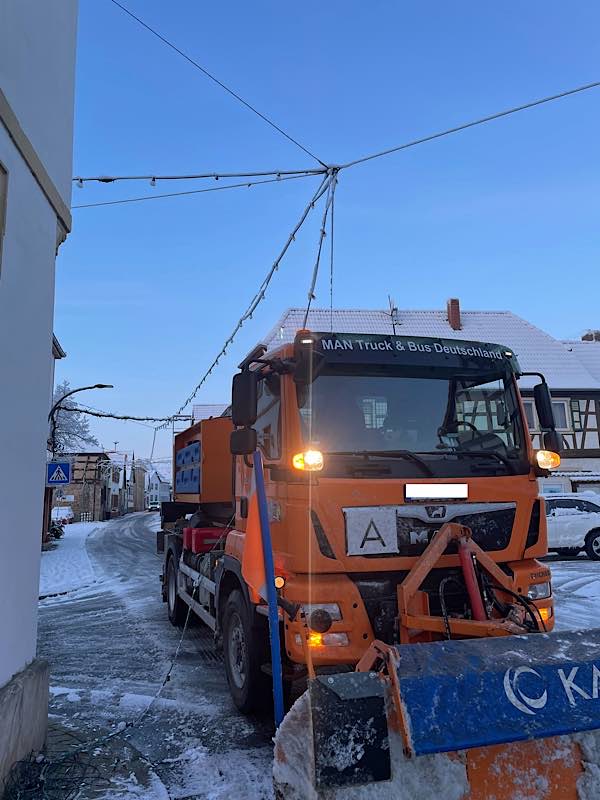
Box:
39;521;105;598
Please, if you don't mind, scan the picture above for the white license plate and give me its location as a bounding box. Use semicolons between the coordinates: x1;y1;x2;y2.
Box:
405;483;468;500
345;507;399;555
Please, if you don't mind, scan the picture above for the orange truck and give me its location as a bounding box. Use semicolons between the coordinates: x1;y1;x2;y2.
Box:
158;328;563;715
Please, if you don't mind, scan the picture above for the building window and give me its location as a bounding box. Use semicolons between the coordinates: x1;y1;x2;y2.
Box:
523;401;536;430
0;162;7;274
570;399;583;431
552;401;569;430
524;399;570;430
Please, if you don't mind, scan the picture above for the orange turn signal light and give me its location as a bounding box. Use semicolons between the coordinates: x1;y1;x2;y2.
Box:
292;449;324;471
538;606;552;623
536;450;561;470
307;632;324;648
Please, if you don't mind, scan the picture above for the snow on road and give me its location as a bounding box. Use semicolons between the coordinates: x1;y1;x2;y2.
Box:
39;521;106;598
549;554;600;631
37;512;274;800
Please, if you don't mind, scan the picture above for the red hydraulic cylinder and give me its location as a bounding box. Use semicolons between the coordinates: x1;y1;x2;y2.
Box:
458;539;487;622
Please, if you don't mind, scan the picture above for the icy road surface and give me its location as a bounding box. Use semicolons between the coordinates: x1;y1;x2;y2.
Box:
37;514;600;799
547;552;600;632
37;513;274;799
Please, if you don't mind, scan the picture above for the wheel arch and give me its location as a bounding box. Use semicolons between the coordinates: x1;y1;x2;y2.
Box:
215;555;253;636
585;527;600;544
162;533;183;600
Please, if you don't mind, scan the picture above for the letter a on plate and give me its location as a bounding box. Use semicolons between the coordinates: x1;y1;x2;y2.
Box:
345;507;399;555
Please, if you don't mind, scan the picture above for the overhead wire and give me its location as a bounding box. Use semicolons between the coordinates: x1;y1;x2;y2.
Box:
71;408;181;423
329;179;336;333
108;0;326;167
73;168;325;184
339;79;600;170
72;172;317;209
155;172;331;428
303;169;338;327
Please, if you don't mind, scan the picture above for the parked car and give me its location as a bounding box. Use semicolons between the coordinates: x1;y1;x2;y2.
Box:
51;506;74;525
545;493;600;560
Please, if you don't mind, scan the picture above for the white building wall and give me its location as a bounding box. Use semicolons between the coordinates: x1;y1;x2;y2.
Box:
0;1;78;689
0;0;78;201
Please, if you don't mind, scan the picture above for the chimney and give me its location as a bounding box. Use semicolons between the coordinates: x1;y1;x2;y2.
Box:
582;330;600;342
447;298;461;331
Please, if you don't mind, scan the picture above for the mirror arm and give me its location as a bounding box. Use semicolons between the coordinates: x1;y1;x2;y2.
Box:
519;371;547;383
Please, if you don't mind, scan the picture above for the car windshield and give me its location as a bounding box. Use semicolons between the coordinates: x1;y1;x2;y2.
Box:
297;366;528;477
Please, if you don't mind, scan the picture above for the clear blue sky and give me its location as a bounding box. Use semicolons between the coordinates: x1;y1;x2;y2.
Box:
55;0;600;460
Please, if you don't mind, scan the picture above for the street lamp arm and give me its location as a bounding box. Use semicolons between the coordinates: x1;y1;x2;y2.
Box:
48;384;113;459
48;384;114;421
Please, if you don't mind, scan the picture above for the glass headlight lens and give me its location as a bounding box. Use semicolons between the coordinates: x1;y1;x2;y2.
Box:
292;450;324;471
302;603;342;622
527;581;551;600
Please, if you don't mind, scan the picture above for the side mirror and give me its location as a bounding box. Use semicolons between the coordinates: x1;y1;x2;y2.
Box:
230;428;257;456
533;382;555;430
543;429;562;453
232;370;258;428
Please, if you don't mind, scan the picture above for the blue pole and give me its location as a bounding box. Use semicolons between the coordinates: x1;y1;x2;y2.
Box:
252;449;285;726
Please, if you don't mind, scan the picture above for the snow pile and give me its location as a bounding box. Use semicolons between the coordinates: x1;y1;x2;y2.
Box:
39;521;105;598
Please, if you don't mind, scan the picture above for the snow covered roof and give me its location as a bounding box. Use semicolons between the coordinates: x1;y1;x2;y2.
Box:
148;467;172;485
262;308;600;391
52;334;66;359
562;340;600;383
192;403;229;422
555;471;600;483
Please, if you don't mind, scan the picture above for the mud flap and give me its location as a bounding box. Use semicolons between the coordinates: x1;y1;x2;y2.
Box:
310;672;391;789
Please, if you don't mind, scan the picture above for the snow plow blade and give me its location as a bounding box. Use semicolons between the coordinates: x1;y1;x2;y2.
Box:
274;630;600;799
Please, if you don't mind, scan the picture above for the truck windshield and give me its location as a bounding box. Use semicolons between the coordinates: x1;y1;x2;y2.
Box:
297;367;529;477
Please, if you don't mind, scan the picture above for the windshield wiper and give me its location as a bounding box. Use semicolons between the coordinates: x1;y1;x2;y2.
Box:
416;449;516;474
329;450;434;478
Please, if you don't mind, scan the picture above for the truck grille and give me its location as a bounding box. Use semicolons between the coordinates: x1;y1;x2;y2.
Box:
351;568;469;644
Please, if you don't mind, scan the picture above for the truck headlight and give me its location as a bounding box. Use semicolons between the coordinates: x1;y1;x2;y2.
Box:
536;450;561;470
292;449;324;471
302;603;342;627
295;632;349;647
527;581;551;600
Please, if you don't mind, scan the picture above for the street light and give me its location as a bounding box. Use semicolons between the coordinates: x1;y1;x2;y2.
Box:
48;383;114;457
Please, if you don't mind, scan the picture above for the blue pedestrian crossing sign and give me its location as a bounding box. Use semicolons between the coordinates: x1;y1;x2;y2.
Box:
46;461;71;486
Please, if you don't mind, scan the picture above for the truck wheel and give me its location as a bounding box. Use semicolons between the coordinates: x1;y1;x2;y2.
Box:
167;555;186;626
223;589;270;713
585;530;600;561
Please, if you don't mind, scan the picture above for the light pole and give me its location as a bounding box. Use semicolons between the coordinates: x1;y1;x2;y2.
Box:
43;383;113;542
48;383;113;458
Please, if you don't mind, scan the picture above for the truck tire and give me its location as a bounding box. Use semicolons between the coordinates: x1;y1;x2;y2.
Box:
585;529;600;561
222;589;270;713
166;555;187;626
